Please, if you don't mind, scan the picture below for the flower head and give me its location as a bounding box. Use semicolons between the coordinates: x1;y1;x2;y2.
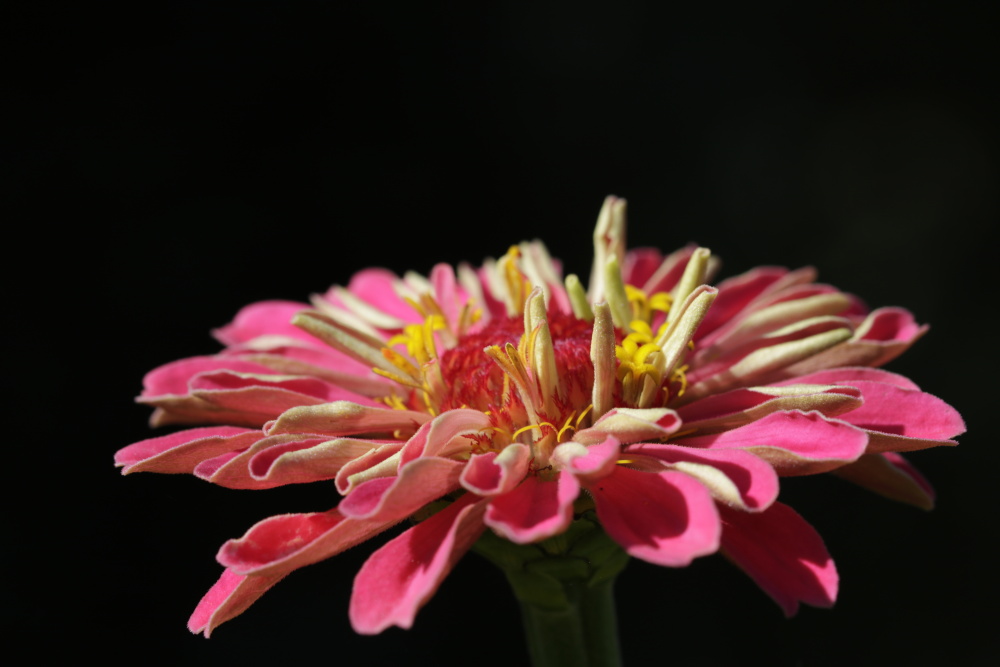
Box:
117;196;964;636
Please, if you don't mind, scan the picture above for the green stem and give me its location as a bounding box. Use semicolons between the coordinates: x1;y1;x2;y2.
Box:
516;577;621;667
472;514;628;667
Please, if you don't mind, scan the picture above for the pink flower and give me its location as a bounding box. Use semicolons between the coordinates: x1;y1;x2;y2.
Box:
116;196;964;636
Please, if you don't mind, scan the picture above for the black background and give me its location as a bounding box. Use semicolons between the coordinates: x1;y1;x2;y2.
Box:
7;2;997;665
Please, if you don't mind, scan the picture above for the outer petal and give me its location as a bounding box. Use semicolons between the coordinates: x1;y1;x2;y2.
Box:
337;456;466;522
626;444;779;511
265;401;431;438
821;380;965;440
212;300;317;345
114;426;259;474
833;452;935;510
349;493;487;634
781;307;928;374
678;410;869;476
574;408;681;446
140;356;273;397
188;568;285;638
588;466;721;567
719;503;838;616
217;509;389;577
676;384;863;435
459;443;531;496
774;367;921;391
484;471;580;544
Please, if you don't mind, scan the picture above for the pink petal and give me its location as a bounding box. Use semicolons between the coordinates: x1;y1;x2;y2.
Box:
338;456;466;522
825;380;965;440
678;410;869;476
114;426;258;474
349;493;487;633
484;471;580;544
223;344;386;386
430;263;461;329
782;308;928;374
265;401;431;438
190;370;375;406
588;466;720;566
697;267;790;337
399;409;492;466
574;408;681;446
626;444;778;511
217;508;389;577
248;438;382;486
459;444;531;496
194;434;345;489
676;385;862;434
212;300;316;346
188;568;285;637
720;503;838;616
335;443;405;494
774;367;921;391
141;356;273;397
551;436;621;481
833;452;935;510
344;268;420;323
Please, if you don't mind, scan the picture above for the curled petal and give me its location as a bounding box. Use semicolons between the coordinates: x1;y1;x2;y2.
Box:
335;444;405;495
141;356;273;397
217;509;389;577
626;444;779;511
265;401;430;438
775;367;921;391
782;307;928;374
575;407;681;446
720;503;838;616
248;438;382;485
338;457;465;522
676;384;862;435
460;443;531;496
833;452;935;510
823;380;965;441
399;409;493;466
679;410;869;476
588;467;721;567
188;569;285;638
349;493;487;634
484;472;580;544
115;426;259;474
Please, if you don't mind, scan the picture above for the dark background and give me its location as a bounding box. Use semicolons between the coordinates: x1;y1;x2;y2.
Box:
7;2;997;665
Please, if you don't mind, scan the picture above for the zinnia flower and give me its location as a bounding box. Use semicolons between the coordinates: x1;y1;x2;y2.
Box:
116;196;963;641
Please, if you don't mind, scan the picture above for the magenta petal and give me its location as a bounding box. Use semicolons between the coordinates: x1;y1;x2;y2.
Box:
484;471;580;544
141;356;273;397
626;444;779;511
460;443;531;496
349;494;487;634
679;410;869;475
774;367;921;391
833;452;936;510
338;456;465;522
217;509;390;577
345;268;419;322
832;380;965;440
188;568;285;637
720;503;838;616
115;426;258;474
399;409;492;466
212;300;316;346
589;466;720;567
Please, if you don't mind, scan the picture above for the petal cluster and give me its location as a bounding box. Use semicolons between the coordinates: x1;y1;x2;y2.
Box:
116;196;964;635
